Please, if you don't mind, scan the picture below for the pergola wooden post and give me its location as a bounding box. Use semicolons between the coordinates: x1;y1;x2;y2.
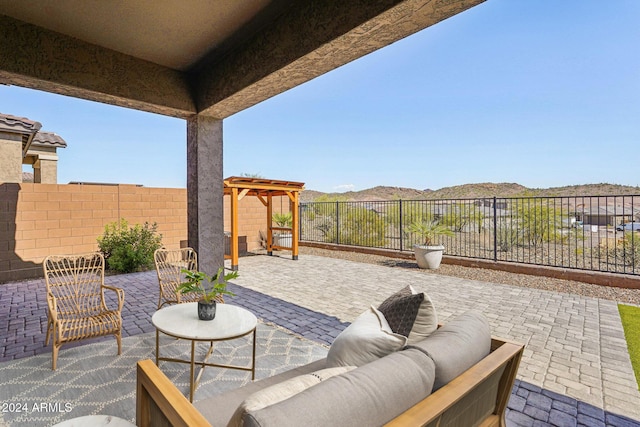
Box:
223;177;305;270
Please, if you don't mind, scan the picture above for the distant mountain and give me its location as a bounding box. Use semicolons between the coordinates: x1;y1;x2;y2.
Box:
300;186;432;202
425;183;527;199
300;182;640;202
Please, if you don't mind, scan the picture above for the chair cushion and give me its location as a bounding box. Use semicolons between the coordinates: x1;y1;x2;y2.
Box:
243;348;436;427
227;366;355;427
408;310;491;390
326;307;406;368
378;285;438;343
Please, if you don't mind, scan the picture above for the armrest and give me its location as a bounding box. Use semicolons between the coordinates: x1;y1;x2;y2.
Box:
137;359;212;427
385;338;524;427
102;284;125;311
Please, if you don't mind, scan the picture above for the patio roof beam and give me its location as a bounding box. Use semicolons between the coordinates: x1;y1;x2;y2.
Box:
0;15;195;118
191;0;485;119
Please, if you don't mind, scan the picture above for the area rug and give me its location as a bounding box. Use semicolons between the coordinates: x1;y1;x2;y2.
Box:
0;322;328;427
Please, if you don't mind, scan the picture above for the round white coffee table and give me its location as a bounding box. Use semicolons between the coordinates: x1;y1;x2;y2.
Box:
152;303;257;402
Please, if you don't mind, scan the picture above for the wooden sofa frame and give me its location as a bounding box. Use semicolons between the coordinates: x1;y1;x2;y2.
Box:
136;337;523;427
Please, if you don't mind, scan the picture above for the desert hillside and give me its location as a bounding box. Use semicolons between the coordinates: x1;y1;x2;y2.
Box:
300;182;640;202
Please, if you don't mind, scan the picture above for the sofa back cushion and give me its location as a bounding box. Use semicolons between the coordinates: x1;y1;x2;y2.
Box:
408;310;491;391
242;348;436;427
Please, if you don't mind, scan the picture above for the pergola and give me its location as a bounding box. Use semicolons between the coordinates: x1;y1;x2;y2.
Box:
0;1;484;275
224;176;305;270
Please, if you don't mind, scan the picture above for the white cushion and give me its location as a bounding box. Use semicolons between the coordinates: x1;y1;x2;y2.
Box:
407;285;438;345
227;366;354;427
326;307;407;368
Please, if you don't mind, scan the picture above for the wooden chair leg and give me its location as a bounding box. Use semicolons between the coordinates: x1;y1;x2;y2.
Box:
45;317;52;346
52;343;59;370
116;331;122;355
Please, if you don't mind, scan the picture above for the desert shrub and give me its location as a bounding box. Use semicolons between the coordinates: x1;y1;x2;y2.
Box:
596;232;640;267
441;203;485;232
97;219;163;273
318;204;387;247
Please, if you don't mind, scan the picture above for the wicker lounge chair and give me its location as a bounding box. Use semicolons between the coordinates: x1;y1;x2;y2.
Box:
43;252;124;370
154;248;224;309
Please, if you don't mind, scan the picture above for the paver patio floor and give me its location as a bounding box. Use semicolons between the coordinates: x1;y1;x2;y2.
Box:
1;252;639;426
232;253;640;423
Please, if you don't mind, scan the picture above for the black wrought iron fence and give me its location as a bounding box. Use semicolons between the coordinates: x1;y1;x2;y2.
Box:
300;196;640;275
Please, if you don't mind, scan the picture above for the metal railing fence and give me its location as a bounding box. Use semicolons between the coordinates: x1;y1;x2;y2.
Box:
300;195;640;275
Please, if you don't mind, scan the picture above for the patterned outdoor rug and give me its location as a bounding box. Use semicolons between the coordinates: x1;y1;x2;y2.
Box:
0;322;328;427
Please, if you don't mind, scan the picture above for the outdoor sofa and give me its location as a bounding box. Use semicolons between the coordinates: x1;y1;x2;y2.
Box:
136;308;524;427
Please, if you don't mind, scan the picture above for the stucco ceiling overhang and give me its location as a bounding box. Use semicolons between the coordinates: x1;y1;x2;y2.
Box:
0;0;484;119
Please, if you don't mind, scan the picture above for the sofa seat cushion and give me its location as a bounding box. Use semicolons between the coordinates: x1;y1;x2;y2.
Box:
378;285;438;344
408;310;491;391
326;306;406;368
194;358;327;427
243;348;436;427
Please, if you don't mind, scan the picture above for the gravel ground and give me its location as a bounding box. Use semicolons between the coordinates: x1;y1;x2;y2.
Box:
298;246;640;306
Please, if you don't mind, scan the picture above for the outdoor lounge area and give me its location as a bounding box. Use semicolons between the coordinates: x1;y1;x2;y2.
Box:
2;1;639;425
1;251;639;426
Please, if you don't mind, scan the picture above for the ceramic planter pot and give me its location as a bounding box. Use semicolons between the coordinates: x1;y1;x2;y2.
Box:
273;233;292;249
197;300;216;321
413;244;445;269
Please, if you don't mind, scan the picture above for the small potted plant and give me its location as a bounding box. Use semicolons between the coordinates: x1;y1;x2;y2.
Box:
272;212;293;249
406;220;454;269
177;267;238;320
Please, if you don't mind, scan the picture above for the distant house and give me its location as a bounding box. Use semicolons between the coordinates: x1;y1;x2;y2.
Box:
0;113;67;184
575;206;638;226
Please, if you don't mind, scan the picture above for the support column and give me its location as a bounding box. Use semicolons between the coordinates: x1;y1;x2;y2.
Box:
0;135;23;183
230;187;239;271
33;155;58;183
266;194;273;256
187;115;224;276
290;192;299;260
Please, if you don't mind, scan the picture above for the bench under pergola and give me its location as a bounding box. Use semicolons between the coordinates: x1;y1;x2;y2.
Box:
224;176;305;270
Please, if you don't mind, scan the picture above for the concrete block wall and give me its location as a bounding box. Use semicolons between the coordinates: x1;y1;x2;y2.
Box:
0;183;187;282
1;183;291;282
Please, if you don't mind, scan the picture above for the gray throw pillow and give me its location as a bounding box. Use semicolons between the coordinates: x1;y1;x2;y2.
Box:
378;285;423;337
326;307;406;367
378;285;438;343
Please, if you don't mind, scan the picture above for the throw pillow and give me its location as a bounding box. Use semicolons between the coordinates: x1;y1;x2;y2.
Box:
326;307;406;368
227;366;355;427
407;287;438;345
378;285;422;336
378;285;438;344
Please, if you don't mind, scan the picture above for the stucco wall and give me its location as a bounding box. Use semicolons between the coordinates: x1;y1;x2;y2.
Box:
0;183;291;282
0;134;23;183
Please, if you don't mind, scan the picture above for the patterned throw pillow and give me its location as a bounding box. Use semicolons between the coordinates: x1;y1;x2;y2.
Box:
377;285;424;337
378;285;438;343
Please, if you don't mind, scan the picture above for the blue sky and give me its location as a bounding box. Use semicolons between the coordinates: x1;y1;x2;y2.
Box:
2;0;639;193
